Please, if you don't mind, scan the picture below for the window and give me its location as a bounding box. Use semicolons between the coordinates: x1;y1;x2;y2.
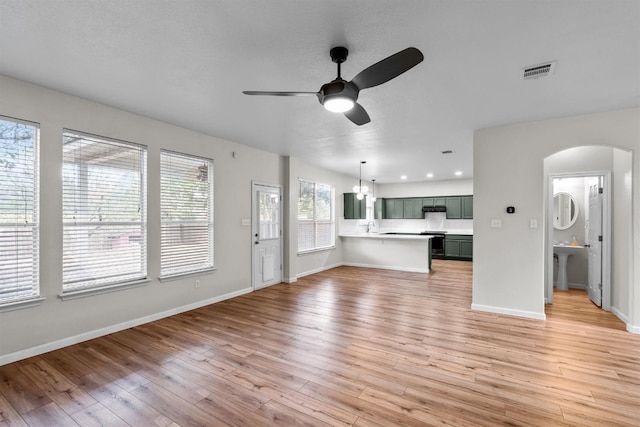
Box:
160;150;214;278
0;116;39;305
298;179;335;252
62;130;147;293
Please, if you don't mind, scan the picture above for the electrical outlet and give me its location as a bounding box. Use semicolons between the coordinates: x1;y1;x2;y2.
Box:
529;219;538;229
195;280;200;288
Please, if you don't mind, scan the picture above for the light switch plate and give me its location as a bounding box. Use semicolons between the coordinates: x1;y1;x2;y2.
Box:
491;219;502;228
529;219;538;229
241;218;251;226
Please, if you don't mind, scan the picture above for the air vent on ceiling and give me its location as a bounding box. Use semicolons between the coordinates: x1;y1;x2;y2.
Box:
522;61;556;80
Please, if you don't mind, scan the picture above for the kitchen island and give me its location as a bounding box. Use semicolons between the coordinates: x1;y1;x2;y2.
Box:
339;232;433;273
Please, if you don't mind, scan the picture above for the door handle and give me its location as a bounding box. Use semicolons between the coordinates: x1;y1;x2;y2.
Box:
255;241;259;245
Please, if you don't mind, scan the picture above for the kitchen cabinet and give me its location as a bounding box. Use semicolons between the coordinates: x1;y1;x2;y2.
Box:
384;198;404;219
444;195;473;219
445;234;473;260
403;198;424;219
422;197;445;207
445;197;462;219
344;193;366;219
462;196;473;219
374;198;385;219
380;195;472;219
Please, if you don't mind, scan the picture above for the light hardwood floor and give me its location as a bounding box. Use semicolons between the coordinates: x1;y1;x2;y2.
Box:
1;260;639;426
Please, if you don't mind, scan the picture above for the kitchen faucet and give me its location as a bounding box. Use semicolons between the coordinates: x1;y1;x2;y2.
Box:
366;221;376;233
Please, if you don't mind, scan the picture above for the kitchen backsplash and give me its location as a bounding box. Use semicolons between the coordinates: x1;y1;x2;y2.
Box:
339;217;473;234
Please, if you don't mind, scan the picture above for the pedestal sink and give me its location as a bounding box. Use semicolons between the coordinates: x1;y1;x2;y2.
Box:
553;245;584;290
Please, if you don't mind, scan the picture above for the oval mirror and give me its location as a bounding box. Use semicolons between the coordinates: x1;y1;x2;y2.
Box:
553;192;579;230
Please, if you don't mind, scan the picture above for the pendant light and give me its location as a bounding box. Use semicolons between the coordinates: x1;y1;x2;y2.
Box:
352;161;369;200
371;179;377;202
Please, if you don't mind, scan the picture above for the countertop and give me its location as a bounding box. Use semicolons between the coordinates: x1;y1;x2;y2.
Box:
338;232;434;240
340;229;473;238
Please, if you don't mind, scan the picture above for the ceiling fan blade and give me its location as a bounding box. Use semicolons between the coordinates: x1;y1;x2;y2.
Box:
344;103;371;126
350;47;424;90
242;91;318;96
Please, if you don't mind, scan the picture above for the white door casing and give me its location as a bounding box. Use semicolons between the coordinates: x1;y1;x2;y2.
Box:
587;183;603;306
252;182;282;290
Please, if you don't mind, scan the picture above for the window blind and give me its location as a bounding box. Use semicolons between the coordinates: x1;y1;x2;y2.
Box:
0;117;39;304
62;131;147;292
160;150;213;277
298;179;335;252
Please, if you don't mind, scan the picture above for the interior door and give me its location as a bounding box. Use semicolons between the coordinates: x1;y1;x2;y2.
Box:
587;184;602;306
252;183;282;290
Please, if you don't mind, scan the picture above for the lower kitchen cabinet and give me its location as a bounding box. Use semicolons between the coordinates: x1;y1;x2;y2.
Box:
445;234;473;261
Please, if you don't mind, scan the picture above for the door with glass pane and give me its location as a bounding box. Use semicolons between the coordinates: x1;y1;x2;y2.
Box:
252;183;282;289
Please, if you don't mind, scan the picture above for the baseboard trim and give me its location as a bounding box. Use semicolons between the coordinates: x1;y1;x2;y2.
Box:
471;303;546;321
0;287;253;367
342;262;429;273
626;323;640;334
296;263;343;279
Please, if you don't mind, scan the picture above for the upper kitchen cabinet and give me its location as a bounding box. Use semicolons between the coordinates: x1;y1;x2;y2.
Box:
384;198;404;219
374;198;385;219
445;195;473;219
422;197;446;207
445;197;462;219
344;193;366;219
403;198;424;219
462;195;473;219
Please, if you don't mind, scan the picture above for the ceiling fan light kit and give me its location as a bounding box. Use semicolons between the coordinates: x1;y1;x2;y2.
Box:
243;46;423;125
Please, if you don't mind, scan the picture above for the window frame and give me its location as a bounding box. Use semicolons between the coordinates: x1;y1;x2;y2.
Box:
297;178;336;254
159;149;214;280
60;129;148;299
0;115;41;309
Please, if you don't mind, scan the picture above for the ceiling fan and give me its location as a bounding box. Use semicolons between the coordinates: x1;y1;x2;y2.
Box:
243;46;424;126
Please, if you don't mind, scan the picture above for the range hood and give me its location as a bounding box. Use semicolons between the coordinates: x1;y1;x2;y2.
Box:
422;205;447;213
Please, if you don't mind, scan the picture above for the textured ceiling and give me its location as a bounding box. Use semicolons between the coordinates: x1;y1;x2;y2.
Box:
0;0;638;183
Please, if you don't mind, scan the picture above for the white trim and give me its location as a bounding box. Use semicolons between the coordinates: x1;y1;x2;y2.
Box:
627;323;640;334
611;306;629;325
282;277;298;284
342;262;429;274
1;287;252;367
0;297;45;313
471;303;547;321
296;262;343;279
59;279;150;300
546;171;612;310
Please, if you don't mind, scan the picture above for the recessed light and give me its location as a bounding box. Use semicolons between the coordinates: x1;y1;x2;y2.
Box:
455;171;463;176
426;173;433;178
401;175;407;180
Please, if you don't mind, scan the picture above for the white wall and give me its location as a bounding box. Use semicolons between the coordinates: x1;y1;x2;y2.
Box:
285;157;359;281
473;108;639;332
0;76;285;362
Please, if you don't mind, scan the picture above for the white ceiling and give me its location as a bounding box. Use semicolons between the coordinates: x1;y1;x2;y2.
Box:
1;1;638;183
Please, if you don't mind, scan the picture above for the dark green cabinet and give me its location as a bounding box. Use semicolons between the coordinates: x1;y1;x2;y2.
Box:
379;195;472;219
422;197;445;207
374;198;385;219
445;234;473;260
444;195;473;219
445;197;463;219
344;193;366;219
384;198;404;219
462;196;473;219
403;198;424;219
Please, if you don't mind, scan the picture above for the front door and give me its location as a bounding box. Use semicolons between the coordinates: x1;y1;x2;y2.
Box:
587;183;602;306
252;183;282;290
